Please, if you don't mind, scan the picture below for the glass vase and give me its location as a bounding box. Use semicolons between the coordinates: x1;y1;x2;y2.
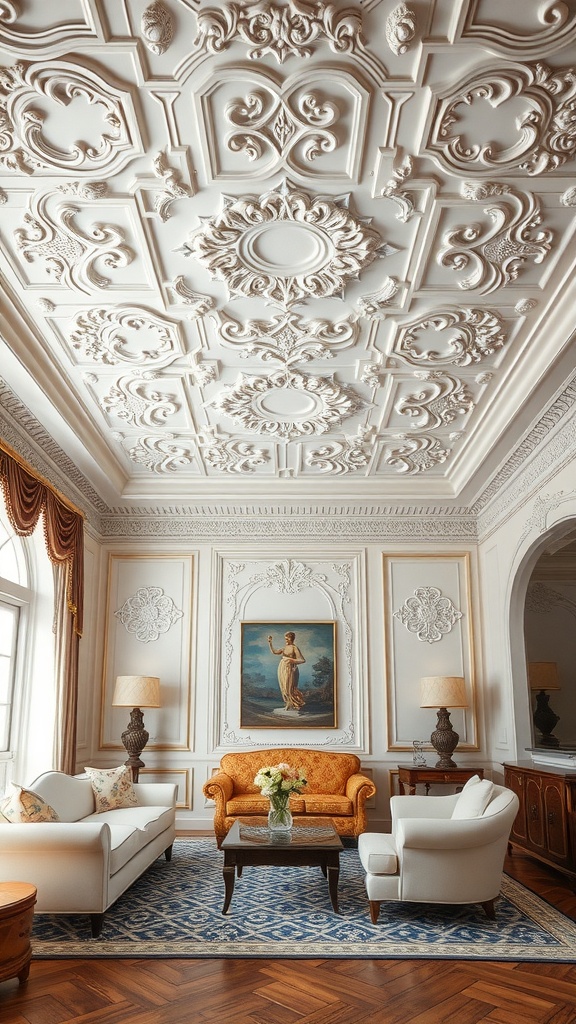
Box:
267;792;293;832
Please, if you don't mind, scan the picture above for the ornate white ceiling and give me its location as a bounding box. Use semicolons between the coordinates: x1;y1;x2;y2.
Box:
0;0;575;508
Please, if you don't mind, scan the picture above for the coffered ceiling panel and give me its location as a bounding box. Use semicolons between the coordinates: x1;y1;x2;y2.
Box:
1;0;575;507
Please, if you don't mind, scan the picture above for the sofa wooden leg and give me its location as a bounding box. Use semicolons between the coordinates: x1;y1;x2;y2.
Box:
480;899;496;920
164;844;173;862
369;901;381;925
90;913;104;938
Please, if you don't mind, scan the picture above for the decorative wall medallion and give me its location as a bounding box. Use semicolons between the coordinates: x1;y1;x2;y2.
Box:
305;428;373;474
386;434;453;473
393;585;463;643
114;585;183;642
209;368;363;438
248;558;328;593
68;306;182;365
215;310;359;364
385;4;416;56
0;61;140;175
183;180;390;306
395;307;507;365
14;193;133;294
141;2;174;55
152;149;192;220
438;182;552;293
125;435;196;472
200;431;269;473
429;63;576;175
100;375;179;428
395;372;474;428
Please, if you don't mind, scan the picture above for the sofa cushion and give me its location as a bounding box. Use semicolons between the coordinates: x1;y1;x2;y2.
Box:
451;779;494;819
107;824;148;875
358;833;398;874
221;748;361;796
227;795;271;815
84;765;138;812
302;794;353;816
0;783;60;822
83;804;174;840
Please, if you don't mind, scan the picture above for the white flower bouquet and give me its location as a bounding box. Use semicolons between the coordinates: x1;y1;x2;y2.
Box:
254;762;307;796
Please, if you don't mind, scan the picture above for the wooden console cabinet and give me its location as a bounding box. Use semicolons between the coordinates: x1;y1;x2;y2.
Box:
503;761;576;888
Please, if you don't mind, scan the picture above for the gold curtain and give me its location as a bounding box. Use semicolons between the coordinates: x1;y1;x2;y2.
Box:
0;440;84;773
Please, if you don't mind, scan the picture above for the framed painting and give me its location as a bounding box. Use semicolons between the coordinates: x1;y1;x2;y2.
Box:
240;621;337;728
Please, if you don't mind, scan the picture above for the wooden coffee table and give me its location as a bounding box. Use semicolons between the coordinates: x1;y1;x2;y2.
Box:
220;817;343;914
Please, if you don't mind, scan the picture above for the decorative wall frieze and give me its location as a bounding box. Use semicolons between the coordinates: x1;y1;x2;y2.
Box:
0;6;99;53
385;4;416;56
0;60;140;175
429;63;576;176
114;586;183;642
395;371;475;429
438;183;553;293
394;307;508;366
183;179;392;306
67;306;184;365
214;310;359;363
141;2;174;55
393;585;463;643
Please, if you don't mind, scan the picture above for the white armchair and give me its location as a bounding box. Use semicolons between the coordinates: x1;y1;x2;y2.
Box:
359;780;519;923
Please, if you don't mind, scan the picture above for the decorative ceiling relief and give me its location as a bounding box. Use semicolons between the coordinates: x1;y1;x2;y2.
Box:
386;434;454;474
0;60;141;175
460;5;576;57
438;183;553;293
141;2;174;55
394;372;475;429
114;585;183;642
429;63;576;176
214;310;359;363
67;306;184;365
123;435;197;473
150;150;193;220
385;4;416;56
394;308;508;366
305;427;373;474
199;429;270;473
99;374;180;428
393;585;463;642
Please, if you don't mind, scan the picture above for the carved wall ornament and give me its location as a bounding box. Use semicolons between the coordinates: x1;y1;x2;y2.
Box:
386;434;453;474
14;194;133;294
167;276;215;318
200;430;269;473
385;4;416;56
100;374;179;428
215;310;359;364
393;585;463;643
125;435;196;473
152;149;192;221
430;63;576;176
0;61;140;175
438;182;553;293
526;581;576;619
395;371;475;429
248;558;328;593
183;179;391;306
68;306;182;365
114;585;183;642
561;186;576;207
305;427;373;474
141;2;174;55
209;368;363;438
395;307;507;366
225;87;338;165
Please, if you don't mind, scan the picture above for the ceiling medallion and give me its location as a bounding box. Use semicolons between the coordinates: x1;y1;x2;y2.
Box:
184;179;391;306
209;368;364;439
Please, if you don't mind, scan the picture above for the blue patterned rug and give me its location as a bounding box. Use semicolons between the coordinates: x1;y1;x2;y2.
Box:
32;837;576;960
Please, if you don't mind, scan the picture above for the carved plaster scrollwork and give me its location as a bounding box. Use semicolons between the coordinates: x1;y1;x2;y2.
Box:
209;369;364;439
183;179;391;307
385;4;416;56
125;435;196;473
152;149;192;221
386;434;454;474
114;586;183;642
14;193;133;294
395;307;507;366
526;581;576;619
438;182;553;293
305;427;373;474
167;276;215;318
68;306;182;365
214;310;359;364
380;155;416;221
200;429;269;473
225;88;338;165
393;585;463;643
352;277;400;320
249;558;328;593
430;63;576;176
57;181;109;200
395;372;475;429
141;2;174;55
100;374;179;428
0;61;140;175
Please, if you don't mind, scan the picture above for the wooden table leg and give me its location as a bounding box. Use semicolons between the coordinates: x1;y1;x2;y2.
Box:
222;861;236;914
327;862;340;913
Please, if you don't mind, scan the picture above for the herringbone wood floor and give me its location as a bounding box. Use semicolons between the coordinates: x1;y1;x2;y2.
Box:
2;850;576;1024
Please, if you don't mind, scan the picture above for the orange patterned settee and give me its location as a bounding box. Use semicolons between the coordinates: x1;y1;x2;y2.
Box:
203;748;376;846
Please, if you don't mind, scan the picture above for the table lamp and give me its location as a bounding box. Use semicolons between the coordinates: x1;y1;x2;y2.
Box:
529;662;560;748
420;675;468;769
112;675;161;781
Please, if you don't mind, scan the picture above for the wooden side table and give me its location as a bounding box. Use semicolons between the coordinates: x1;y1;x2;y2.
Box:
0;882;37;986
397;764;484;795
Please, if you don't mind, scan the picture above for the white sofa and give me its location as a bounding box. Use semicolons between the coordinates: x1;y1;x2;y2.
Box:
0;771;177;937
359;780;519;923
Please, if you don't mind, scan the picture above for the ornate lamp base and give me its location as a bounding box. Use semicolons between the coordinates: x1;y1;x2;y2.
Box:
120;707;149;782
533;690;560;748
430;707;460;769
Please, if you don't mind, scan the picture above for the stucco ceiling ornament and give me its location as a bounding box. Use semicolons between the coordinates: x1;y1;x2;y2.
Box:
438;182;553;293
68;306;182;365
199;429;269;473
183;179;392;307
14;193;133;294
526;581;576;619
225;88;338;165
167;275;215;318
386;434;453;474
385;3;416;56
393;585;463;643
57;181;109;200
395;371;475;429
380;155;416;222
209;368;364;439
430;63;576;176
352;277;400;320
306;426;373;474
100;374;179;428
561;185;576;207
126;434;195;473
0;60;139;175
215;310;359;364
114;586;183;643
141;2;174;55
151;150;193;221
395;307;507;366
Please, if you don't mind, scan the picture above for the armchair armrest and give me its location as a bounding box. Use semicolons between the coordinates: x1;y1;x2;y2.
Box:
397;815;507;851
203;771;233;803
346;773;376;802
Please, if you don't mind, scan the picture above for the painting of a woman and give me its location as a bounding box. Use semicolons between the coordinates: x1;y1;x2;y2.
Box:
267;631;306;710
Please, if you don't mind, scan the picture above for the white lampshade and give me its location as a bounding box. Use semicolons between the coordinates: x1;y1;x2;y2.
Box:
528;662;560;692
112;675;161;708
420;675;468;709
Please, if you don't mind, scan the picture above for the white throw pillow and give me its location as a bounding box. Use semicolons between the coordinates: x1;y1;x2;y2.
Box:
84;765;138;813
461;774;482;791
0;782;60;822
451;779;494;819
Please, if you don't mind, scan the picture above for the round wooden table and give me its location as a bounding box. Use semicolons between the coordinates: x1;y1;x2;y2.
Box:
0;882;37;985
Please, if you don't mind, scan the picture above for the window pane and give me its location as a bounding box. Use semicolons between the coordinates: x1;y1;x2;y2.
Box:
0;604;17;657
0;706;9;751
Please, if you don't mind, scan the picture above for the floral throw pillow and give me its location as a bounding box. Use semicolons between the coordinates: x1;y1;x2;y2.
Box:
84;765;139;812
0;783;60;822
